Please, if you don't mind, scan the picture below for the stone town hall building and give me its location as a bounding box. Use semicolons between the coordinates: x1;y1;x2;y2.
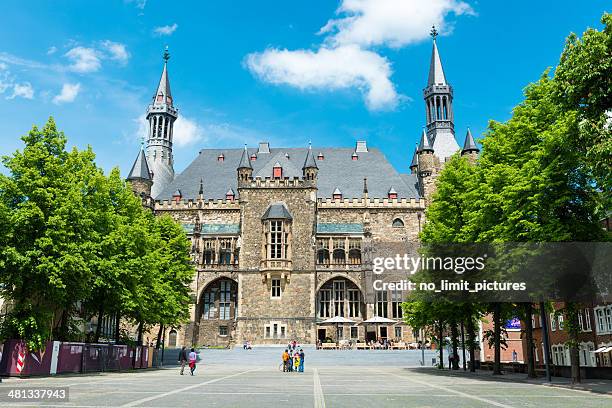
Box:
126;35;479;347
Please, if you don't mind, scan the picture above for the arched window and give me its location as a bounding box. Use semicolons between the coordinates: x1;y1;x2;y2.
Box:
168;329;177;347
392;218;405;228
443;97;448;120
201;279;238;320
436;97;442;120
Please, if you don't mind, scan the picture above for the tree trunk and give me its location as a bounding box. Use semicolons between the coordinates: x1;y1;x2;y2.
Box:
132;321;143;369
493;303;502;375
566;303;581;383
438;321;444;369
467;317;476;372
523;303;536;378
451;321;460;370
156;324;164;349
114;311;121;343
94;305;104;343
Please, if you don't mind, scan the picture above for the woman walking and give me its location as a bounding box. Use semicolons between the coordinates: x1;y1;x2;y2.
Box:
188;348;197;376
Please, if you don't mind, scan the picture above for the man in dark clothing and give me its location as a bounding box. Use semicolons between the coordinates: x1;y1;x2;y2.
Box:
298;349;305;372
178;346;188;375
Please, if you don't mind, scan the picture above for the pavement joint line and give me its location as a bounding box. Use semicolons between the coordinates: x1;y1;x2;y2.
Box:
384;370;516;408
313;368;326;408
118;367;262;407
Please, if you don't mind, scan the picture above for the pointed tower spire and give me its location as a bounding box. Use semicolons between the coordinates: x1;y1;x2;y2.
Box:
418;129;433;152
238;144;252;169
198;177;204;198
423;26;459;161
462;128;479;153
427;26;447;86
302;142;318;170
154;46;173;105
410;146;419;174
127;148;152;182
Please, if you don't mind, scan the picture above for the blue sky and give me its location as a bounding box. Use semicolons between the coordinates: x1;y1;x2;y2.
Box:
0;1;608;177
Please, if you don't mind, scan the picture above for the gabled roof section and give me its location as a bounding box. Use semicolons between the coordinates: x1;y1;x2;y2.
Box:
262;203;293;220
127;149;151;181
154;60;172;105
462;128;479;153
255;152;300;178
427;39;447;87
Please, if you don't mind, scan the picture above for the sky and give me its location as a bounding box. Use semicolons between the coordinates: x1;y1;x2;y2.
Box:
0;0;608;177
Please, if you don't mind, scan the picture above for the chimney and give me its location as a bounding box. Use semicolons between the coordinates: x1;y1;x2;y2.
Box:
355;140;368;153
258;142;270;154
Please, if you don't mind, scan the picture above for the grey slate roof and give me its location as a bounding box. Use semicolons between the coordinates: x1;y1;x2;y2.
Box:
157;146;420;201
462;128;479;153
410;147;418;168
262;203;293;220
127;149;151;181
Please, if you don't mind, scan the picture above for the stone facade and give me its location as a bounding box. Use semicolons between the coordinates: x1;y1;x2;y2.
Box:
127;35;481;348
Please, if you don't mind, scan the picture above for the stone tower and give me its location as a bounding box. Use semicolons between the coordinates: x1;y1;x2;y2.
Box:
302;143;318;181
146;47;178;198
237;145;253;183
423;26;459;161
417;129;437;200
127;146;153;208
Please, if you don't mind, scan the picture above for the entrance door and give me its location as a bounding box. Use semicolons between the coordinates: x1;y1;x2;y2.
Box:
318;328;327;343
380;326;388;340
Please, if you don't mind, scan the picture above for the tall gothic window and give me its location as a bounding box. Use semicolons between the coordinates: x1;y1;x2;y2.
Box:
201;279;237;320
376;290;388;318
348;289;360;317
319;289;331;318
333;280;345;317
391;289;403;319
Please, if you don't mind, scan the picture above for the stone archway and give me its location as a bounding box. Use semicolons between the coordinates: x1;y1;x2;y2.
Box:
196;277;238;347
316;277;366;343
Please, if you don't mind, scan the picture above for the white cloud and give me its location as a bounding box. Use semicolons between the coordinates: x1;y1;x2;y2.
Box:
47;46;57;55
245;0;473;110
320;0;473;48
153;23;178;36
246;45;397;110
65;47;101;73
101;40;130;64
6;82;34;100
53;83;81;104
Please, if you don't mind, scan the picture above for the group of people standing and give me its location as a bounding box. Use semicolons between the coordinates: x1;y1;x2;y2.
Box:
282;341;305;372
178;346;198;375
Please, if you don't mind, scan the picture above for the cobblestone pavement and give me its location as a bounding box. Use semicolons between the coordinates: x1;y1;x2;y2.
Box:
1;347;610;407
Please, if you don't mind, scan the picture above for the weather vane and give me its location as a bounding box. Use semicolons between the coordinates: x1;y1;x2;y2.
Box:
430;25;438;40
163;45;170;62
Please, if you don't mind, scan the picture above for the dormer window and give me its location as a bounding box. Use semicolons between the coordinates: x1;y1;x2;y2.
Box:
317;152;324;160
250;153;257;161
217;154;225;162
172;189;182;202
388;187;398;200
333;187;342;200
351;152;358;161
226;188;235;201
273;162;283;178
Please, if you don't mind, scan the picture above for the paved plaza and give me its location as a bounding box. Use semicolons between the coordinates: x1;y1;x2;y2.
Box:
1;348;611;407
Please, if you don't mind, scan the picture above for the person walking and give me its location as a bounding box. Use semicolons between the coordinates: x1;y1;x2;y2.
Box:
282;349;290;372
178;346;188;375
288;350;294;372
298;349;305;373
188;347;197;376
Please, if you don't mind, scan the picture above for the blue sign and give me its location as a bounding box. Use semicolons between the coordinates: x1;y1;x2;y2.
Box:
504;317;521;329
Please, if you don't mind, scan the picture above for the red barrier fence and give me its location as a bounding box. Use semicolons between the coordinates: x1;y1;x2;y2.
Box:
0;340;159;377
